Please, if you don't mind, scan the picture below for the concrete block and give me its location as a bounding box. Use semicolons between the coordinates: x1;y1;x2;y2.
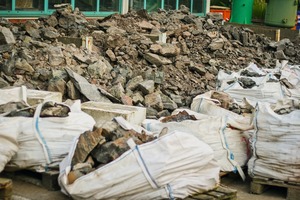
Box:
81;101;146;126
27;89;62;106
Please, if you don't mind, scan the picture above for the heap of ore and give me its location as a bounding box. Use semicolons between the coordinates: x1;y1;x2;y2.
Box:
0;4;299;118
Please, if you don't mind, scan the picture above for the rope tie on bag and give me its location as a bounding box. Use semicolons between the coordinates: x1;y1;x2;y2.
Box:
127;138;159;189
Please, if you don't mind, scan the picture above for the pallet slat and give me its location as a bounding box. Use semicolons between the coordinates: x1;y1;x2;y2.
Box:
251;176;300;200
186;185;237;200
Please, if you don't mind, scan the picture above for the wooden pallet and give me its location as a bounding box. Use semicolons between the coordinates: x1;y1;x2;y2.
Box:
251;176;300;200
184;185;237;200
0;178;12;200
2;169;60;191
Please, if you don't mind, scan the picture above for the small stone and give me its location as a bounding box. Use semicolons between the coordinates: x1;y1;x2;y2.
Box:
0;77;9;88
47;77;66;95
0;27;15;44
48;46;64;66
159;43;180;57
109;83;125;99
146;107;158;119
88;60;112;79
43;27;60;39
144;53;172;66
274;50;288;60
126;75;144;91
92;30;105;41
132;92;144;105
150;44;162;54
161;94;178;110
144;92;163;111
170;94;183;107
121;95;133;106
137;21;154;29
106;49;116;62
15;58;35;73
24;20;41;38
182;31;191;38
188;65;206;76
46;15;58;27
67;80;81;100
138;80;155;95
208;38;224;51
72;128;106;165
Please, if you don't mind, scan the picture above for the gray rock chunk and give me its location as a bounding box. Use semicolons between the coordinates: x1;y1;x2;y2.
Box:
66;68;111;103
108;83;125;99
137;21;154;30
24;20;41;38
138;80;155;95
48;46;64;66
274;50;288;60
43;27;60;39
144;70;164;84
0;77;9;88
170;94;183;107
188;65;206;76
47;77;66;95
126;75;144;91
208;38;224;51
132;92;144;105
67;80;81;100
88;60;112;79
46;15;58;27
161;94;178;110
15;58;35;73
106;49;116;61
144;53;172;66
0;27;15;44
144;92;163;111
0;44;13;53
159;43;180;57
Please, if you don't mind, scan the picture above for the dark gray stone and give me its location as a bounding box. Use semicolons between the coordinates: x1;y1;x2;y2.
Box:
138;80;155;95
66;68;111;103
0;27;15;44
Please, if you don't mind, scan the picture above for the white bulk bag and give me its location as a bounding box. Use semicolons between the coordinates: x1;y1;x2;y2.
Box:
279;60;300;99
190;91;253;126
217;63;284;103
143;109;250;180
0;86;27;172
6;100;95;170
0;117;21;172
59;131;220;200
248;102;300;182
0;86;27;105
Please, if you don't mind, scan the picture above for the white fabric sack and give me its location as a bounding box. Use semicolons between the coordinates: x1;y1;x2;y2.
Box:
0;86;27;172
248;102;300;182
0;86;27;105
5;100;95;171
278;60;300;99
59;130;220;200
217;63;285;104
143;109;250;180
0;117;21;172
190;91;253;126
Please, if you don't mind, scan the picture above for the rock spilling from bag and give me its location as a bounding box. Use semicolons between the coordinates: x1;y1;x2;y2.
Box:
1;4;300;118
68;125;156;184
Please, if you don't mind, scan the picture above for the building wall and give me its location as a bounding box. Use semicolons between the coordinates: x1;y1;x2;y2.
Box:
0;0;208;18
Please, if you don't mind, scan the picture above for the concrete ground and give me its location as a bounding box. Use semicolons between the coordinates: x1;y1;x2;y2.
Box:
6;172;286;200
